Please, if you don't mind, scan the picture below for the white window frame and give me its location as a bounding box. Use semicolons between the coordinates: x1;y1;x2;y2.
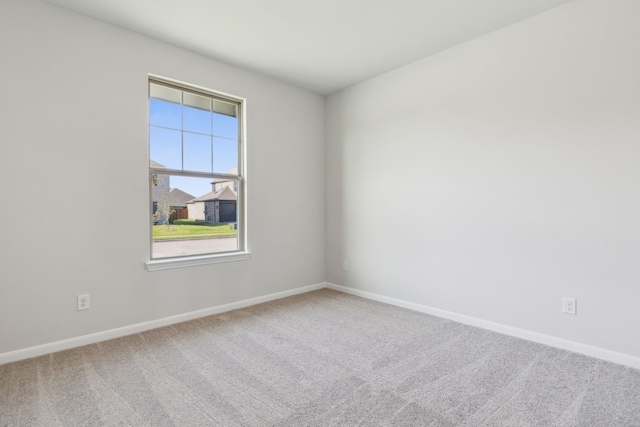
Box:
145;76;250;271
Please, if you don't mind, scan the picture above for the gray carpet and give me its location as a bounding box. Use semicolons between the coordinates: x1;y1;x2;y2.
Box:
1;289;639;426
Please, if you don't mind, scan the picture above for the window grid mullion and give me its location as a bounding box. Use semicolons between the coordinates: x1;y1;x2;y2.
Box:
181;91;185;171
210;99;219;172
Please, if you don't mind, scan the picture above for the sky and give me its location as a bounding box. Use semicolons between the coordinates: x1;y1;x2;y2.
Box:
149;96;239;197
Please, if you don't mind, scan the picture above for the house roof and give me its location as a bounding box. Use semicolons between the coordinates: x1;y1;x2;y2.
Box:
189;186;236;202
150;160;166;168
211;167;238;183
169;188;195;208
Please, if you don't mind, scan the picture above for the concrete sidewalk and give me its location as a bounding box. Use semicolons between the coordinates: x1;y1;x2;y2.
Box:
152;237;238;258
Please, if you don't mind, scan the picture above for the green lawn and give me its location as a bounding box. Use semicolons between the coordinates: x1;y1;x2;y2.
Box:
153;220;237;241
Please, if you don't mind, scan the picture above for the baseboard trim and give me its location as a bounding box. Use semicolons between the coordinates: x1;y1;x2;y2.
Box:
5;281;639;370
326;283;640;371
0;282;325;366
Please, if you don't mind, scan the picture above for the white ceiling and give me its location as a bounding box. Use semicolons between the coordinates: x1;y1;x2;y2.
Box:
43;0;575;94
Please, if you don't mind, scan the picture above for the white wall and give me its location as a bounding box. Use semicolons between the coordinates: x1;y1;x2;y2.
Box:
0;0;325;354
326;0;640;359
3;0;639;365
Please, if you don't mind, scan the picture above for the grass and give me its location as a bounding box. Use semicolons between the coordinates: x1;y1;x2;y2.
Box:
153;220;237;241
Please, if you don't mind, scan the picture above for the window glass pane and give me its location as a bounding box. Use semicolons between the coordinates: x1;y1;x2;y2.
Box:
213;137;238;174
213;112;238;139
150;127;182;170
183;92;211;134
150;83;181;104
183;132;212;173
212;100;237;117
170;175;213;199
149;98;181;130
183;92;210;110
152;174;238;259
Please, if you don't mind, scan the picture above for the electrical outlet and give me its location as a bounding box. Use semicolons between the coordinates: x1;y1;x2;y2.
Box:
77;294;90;311
343;261;349;271
563;297;576;315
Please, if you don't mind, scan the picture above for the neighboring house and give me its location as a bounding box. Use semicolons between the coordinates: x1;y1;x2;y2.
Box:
211;166;238;194
211;178;238;194
150;160;169;224
187;167;238;223
187;186;237;223
169;188;195;220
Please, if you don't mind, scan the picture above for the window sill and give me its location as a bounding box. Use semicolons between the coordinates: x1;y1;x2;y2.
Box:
146;251;251;271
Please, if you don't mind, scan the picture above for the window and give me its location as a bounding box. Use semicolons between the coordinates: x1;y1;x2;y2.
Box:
146;77;248;269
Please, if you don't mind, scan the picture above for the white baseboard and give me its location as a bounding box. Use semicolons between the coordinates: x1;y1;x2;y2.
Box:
326;282;640;371
0;282;325;366
4;281;639;371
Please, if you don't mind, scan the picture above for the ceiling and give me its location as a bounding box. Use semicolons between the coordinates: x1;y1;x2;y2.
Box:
43;0;575;94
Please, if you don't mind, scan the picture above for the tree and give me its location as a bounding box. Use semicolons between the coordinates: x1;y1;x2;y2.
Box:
153;193;174;230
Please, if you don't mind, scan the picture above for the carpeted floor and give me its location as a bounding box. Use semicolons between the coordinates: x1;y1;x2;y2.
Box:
1;289;639;426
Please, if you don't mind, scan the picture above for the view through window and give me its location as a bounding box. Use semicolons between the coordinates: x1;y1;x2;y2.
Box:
149;78;243;259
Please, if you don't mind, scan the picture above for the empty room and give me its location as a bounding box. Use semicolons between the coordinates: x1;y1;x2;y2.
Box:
1;0;639;425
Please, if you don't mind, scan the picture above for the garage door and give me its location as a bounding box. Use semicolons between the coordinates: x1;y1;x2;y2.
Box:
219;201;237;223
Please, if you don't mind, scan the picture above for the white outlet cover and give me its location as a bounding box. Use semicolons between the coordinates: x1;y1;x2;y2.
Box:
77;294;90;311
563;297;576;315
